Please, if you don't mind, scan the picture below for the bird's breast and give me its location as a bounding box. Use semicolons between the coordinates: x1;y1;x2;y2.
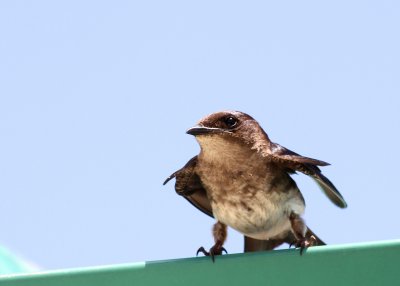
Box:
197;150;305;240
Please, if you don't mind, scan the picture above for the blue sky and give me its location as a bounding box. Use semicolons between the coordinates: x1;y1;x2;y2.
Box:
0;1;399;270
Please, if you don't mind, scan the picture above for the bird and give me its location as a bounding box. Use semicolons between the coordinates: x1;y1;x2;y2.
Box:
164;110;347;260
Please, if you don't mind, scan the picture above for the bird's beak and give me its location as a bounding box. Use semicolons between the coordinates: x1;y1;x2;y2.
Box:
186;125;224;136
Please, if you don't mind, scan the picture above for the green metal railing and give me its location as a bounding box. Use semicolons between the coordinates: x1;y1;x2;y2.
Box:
1;240;399;286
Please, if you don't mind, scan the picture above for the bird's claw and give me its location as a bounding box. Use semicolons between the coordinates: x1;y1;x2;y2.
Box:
289;235;316;255
196;245;228;262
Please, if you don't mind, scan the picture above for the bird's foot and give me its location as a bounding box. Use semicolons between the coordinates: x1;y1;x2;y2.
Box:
196;245;228;262
289;235;316;255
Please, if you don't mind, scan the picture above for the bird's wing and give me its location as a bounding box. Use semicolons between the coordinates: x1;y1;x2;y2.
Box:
244;227;325;252
184;189;213;218
164;156;213;217
268;142;347;208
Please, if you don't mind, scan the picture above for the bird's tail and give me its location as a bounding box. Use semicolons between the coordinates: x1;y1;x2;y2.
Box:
244;227;325;252
306;227;326;246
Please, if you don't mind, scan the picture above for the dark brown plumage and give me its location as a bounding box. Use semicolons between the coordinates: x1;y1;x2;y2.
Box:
164;111;346;258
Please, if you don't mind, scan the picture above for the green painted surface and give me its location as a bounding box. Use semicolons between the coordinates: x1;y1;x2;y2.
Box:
0;240;399;286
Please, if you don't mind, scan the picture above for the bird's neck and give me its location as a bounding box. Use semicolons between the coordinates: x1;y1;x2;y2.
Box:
197;135;262;167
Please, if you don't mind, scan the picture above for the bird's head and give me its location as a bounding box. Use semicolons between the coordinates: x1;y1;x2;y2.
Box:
186;111;270;153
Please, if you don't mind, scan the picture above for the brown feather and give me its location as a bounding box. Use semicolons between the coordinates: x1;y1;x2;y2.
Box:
268;142;347;208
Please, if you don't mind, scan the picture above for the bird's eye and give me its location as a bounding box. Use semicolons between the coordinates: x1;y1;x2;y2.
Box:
223;116;238;128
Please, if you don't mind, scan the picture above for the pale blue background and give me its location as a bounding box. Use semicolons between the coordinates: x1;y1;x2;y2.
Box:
0;1;399;270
